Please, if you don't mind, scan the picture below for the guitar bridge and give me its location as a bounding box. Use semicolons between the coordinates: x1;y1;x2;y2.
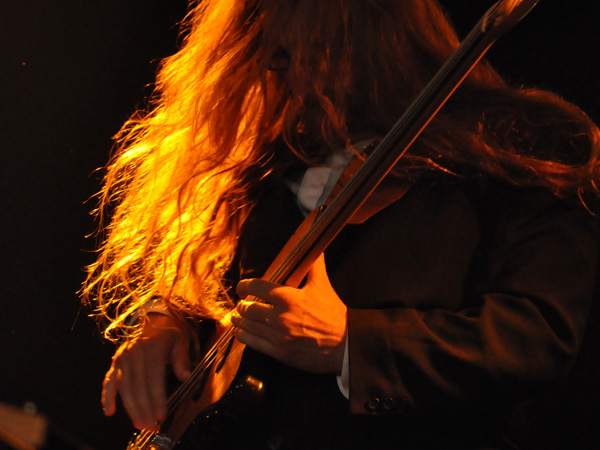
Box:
147;434;174;450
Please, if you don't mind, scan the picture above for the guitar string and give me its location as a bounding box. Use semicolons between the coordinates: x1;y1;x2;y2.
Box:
163;326;236;416
167;328;235;411
130;429;152;449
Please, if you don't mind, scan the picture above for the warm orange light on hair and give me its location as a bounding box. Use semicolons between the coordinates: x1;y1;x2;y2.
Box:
82;0;600;341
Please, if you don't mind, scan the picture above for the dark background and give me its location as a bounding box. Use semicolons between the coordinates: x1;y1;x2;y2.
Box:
0;1;598;449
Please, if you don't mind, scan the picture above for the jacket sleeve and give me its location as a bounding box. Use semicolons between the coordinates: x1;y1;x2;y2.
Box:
345;182;598;420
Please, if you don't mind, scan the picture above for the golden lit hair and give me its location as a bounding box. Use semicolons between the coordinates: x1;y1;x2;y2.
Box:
82;0;600;340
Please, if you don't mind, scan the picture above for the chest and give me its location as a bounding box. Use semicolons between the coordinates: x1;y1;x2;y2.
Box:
326;180;482;311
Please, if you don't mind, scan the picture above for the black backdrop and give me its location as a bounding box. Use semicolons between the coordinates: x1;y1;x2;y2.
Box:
0;1;598;449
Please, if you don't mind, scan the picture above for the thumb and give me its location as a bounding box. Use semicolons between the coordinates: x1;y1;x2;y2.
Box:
171;335;192;382
306;253;328;287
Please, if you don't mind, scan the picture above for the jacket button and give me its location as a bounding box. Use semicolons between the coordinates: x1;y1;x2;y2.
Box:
382;397;397;411
366;396;381;411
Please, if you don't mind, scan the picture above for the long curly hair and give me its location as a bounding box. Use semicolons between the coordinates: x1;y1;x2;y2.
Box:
82;0;600;341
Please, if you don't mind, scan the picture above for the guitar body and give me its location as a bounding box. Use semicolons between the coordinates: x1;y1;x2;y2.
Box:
174;349;349;450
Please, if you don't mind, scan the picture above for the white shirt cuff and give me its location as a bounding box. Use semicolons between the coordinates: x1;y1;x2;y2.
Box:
336;332;350;399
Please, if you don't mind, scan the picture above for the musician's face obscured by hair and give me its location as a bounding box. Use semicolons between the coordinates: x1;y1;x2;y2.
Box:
267;46;290;72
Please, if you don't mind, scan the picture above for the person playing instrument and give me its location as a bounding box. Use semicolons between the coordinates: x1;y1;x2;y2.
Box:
82;0;600;448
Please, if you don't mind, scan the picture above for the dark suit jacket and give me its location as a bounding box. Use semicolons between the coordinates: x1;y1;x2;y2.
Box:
195;172;597;450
